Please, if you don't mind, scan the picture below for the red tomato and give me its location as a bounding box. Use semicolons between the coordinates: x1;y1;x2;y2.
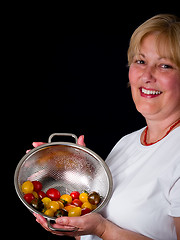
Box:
24;193;35;204
32;181;42;193
70;191;80;200
38;190;46;200
72;199;83;207
46;188;61;201
81;207;92;215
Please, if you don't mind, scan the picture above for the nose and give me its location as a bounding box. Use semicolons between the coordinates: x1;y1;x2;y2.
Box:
141;66;156;83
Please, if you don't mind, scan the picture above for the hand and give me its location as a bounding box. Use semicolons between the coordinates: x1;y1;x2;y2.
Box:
77;135;86;146
26;135;86;153
34;212;106;238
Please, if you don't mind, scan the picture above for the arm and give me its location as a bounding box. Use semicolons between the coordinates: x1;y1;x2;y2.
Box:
101;218;153;240
174;217;180;240
34;213;153;239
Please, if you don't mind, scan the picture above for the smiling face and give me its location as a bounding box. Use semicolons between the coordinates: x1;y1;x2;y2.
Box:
129;33;180;121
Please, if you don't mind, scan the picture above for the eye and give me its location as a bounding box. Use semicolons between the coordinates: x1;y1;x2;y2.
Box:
135;60;145;64
160;64;173;69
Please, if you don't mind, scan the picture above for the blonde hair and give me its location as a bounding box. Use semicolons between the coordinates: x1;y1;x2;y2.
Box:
127;14;180;69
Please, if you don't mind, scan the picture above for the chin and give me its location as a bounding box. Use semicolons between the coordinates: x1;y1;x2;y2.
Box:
135;104;159;118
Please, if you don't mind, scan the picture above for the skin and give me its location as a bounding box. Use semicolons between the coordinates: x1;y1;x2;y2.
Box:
129;33;180;143
32;34;180;239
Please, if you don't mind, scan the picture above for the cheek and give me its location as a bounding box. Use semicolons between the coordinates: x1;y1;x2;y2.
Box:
128;67;134;84
161;74;180;97
128;66;139;86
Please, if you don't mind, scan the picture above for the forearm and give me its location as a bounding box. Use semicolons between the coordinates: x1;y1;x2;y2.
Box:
35;212;153;240
101;219;153;240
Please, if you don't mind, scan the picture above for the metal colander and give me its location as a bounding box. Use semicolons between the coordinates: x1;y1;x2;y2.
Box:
14;133;113;231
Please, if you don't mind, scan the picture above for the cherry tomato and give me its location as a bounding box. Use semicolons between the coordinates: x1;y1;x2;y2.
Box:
63;204;76;212
81;207;92;215
88;191;100;205
31;199;44;211
32;191;39;199
70;191;80;200
60;194;72;204
79;192;88;203
22;181;34;194
72;199;83;207
56;200;64;209
54;209;68;217
48;201;60;212
32;181;42;192
46;188;61;201
38;190;46;200
68;207;82;217
44;208;54;217
41;197;52;208
24;193;35;204
81;201;93;210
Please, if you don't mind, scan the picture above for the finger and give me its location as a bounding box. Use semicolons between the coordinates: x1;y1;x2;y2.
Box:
32;142;46;148
77;135;86;146
36;214;50;232
51;222;77;230
56;216;82;229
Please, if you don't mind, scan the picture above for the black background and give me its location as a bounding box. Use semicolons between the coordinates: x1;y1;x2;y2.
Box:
5;3;178;239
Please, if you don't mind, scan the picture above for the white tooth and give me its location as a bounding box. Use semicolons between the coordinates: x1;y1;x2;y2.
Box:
142;88;161;95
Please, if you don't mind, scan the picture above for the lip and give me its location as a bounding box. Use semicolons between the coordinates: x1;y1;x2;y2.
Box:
139;87;162;98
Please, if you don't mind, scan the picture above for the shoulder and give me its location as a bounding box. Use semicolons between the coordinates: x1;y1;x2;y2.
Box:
105;127;145;162
113;127;145;148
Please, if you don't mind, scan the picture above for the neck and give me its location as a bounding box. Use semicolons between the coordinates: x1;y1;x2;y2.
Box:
142;116;180;145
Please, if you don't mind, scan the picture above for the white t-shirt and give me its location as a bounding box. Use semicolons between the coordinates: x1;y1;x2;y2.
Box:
81;127;180;240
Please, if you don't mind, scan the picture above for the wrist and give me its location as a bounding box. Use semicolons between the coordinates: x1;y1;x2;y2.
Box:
93;215;107;238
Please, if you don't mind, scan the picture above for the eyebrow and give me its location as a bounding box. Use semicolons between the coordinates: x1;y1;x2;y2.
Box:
137;53;172;61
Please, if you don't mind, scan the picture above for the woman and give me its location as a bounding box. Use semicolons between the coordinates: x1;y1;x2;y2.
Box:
34;14;180;239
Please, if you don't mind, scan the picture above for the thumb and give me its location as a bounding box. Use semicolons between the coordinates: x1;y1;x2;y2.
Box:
32;142;46;148
77;135;86;146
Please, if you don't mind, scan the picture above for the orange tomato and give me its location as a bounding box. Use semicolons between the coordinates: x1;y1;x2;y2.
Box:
63;205;76;212
79;192;88;203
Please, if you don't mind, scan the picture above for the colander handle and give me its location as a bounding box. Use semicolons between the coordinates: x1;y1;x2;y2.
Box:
48;133;78;144
47;219;78;232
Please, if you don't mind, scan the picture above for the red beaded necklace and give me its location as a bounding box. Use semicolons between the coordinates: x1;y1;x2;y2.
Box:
143;119;180;146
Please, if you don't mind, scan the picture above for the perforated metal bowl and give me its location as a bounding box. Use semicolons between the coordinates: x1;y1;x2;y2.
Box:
14;133;113;231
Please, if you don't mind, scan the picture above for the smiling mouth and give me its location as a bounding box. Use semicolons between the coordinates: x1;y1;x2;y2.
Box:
140;87;162;97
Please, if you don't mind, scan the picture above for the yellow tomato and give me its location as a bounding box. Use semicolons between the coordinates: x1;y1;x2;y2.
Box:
79;192;88;203
48;201;60;212
41;197;52;208
32;191;39;199
57;200;64;209
68;207;82;217
44;208;54;217
81;201;93;210
22;181;34;194
60;194;72;204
